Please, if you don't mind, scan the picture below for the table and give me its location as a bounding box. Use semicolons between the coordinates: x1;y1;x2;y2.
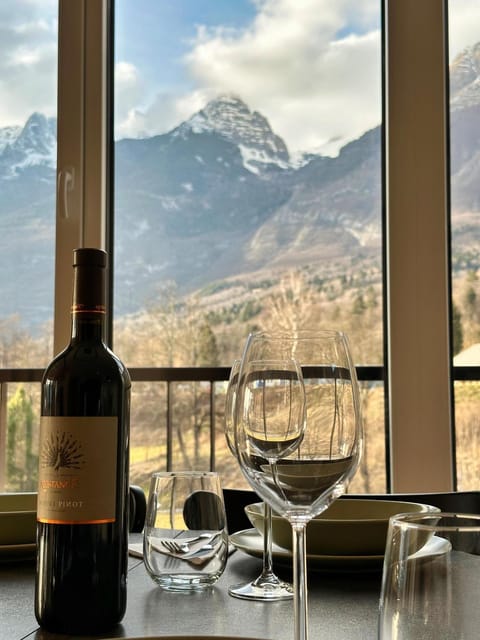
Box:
1;535;381;640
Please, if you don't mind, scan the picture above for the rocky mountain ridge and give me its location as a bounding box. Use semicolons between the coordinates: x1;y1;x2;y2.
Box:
0;44;479;328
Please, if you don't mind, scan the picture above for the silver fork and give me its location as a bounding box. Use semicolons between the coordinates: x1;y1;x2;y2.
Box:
160;533;213;554
161;539;189;554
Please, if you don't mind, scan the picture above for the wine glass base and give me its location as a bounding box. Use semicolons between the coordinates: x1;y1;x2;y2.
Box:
228;578;293;601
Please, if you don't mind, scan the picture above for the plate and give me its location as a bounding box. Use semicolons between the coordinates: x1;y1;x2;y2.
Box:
0;542;36;563
229;529;451;573
230;528;384;572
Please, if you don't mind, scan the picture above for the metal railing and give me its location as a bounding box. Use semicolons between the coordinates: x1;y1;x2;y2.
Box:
1;364;479;489
0;366;384;488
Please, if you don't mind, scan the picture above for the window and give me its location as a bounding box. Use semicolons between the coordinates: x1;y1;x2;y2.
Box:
0;1;57;491
0;1;57;359
1;1;467;495
113;0;385;490
448;0;480;489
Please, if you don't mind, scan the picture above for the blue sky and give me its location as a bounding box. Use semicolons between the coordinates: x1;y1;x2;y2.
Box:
115;0;256;90
1;1;479;156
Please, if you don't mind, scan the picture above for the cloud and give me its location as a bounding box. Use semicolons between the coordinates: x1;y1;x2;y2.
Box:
177;0;381;154
2;0;479;156
114;84;208;140
448;1;480;60
0;1;57;126
115;0;480;154
117;0;382;154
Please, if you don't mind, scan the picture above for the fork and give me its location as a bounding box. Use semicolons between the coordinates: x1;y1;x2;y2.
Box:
160;533;213;554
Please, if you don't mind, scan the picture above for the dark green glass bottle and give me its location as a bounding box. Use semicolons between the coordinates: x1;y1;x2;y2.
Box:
35;248;131;634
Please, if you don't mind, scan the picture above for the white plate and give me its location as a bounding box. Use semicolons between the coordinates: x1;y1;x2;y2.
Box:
229;529;450;573
0;542;36;563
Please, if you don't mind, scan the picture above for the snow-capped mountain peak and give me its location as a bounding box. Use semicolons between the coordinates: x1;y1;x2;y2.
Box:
13;112;57;161
174;94;290;173
0;125;22;154
0;112;57;178
450;42;480;111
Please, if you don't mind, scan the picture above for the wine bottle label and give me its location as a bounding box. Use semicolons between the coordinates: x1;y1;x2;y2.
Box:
37;416;118;524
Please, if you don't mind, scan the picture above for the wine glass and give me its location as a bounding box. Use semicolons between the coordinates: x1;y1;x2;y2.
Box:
235;331;363;640
224;359;299;600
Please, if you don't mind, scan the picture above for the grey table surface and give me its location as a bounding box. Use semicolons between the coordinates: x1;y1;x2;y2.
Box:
0;535;382;640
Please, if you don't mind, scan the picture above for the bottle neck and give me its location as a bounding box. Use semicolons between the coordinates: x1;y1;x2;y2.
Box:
70;262;107;343
71;309;107;342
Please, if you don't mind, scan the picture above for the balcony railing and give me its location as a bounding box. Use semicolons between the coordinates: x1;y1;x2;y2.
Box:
1;365;478;491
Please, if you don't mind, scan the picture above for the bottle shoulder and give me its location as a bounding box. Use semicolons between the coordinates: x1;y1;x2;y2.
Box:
43;341;131;387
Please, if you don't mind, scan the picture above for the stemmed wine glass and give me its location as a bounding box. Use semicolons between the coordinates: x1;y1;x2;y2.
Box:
234;331;363;640
224;358;304;600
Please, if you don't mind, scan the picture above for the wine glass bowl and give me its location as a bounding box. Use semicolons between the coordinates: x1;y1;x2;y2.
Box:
241;358;306;461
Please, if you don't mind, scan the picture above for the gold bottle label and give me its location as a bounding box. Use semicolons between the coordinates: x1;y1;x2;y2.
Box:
37;416;118;524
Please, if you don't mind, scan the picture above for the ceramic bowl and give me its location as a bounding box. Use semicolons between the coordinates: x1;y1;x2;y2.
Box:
0;492;37;545
245;498;440;556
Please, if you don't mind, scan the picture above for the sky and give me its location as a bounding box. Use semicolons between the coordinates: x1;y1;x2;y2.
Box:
0;0;479;156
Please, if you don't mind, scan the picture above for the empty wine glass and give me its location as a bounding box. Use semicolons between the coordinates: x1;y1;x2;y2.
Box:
235;331;363;640
224;359;297;601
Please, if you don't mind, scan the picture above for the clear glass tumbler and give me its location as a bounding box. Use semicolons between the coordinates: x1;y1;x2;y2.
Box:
379;512;480;639
143;471;229;591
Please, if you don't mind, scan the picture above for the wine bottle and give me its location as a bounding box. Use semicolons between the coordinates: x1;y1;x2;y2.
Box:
35;248;131;634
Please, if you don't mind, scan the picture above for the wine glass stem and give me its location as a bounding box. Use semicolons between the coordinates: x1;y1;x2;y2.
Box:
262;503;274;576
292;522;308;640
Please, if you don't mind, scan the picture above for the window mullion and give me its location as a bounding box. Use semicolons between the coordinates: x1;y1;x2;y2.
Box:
386;0;454;491
54;0;108;353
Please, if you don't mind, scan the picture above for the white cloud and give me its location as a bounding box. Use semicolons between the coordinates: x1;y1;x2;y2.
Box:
115;0;480;154
448;0;480;60
177;0;381;154
115;85;214;140
2;0;479;156
115;0;382;154
0;1;57;126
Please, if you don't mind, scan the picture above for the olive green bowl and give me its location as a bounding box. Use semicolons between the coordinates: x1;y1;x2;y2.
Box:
245;499;440;556
0;493;37;545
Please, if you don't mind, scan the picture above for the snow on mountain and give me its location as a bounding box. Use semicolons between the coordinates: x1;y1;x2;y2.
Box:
0;112;57;179
174;94;291;173
14;113;56;158
451;42;480;110
0;125;22;154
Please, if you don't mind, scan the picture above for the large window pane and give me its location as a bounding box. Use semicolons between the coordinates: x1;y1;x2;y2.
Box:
449;0;480;489
114;1;384;490
0;1;57;491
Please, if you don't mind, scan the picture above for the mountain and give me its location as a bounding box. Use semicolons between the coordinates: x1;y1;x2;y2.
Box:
450;44;480;194
0;113;56;329
175;94;291;173
113;94;382;314
1;59;480;328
